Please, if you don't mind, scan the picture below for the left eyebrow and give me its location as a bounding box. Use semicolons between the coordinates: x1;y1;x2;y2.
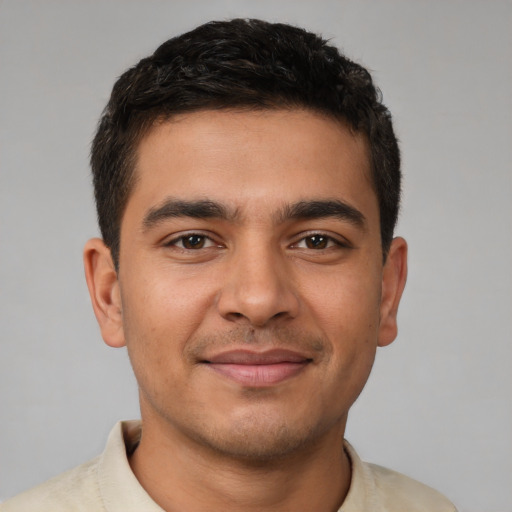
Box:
276;199;366;228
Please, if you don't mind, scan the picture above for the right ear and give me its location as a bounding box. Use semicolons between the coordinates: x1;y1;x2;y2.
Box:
83;238;126;348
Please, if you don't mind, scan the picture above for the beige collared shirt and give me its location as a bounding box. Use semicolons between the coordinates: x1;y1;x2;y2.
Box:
1;421;456;511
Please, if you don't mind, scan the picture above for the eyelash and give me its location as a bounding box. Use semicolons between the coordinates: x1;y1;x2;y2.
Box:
164;232;349;251
165;233;221;250
291;233;347;250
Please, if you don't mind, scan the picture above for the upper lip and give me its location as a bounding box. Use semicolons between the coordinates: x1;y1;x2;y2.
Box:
203;349;312;365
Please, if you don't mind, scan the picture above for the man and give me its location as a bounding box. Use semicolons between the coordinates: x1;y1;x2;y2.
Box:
1;18;456;512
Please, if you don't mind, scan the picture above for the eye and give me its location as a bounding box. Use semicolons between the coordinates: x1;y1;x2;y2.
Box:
304;234;330;249
294;234;342;250
167;234;218;250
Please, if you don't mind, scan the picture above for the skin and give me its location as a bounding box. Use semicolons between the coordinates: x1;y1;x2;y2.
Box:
84;109;407;511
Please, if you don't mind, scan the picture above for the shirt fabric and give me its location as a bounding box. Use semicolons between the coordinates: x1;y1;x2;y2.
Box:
1;421;457;511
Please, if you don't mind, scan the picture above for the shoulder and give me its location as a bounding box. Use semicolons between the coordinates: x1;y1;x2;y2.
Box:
342;441;457;512
366;462;457;512
0;456;103;512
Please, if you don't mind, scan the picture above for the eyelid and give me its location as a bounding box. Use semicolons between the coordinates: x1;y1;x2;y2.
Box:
163;231;223;249
161;229;351;250
289;231;351;249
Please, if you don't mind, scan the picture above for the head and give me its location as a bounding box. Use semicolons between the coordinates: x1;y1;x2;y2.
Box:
91;18;400;269
84;19;407;463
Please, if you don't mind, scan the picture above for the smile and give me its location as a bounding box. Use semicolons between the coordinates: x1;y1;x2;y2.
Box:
202;349;312;387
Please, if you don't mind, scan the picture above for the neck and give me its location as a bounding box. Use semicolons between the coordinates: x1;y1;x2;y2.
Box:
129;416;351;512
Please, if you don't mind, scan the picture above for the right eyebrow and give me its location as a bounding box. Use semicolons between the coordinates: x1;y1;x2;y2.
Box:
142;198;236;232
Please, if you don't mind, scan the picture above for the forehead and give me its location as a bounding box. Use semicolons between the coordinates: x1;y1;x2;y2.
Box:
126;109;376;224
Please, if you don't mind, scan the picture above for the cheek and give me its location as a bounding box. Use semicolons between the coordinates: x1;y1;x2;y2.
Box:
122;268;213;337
119;267;223;394
119;278;193;373
302;267;382;386
303;265;382;337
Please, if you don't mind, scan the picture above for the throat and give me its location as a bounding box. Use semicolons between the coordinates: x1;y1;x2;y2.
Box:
128;418;351;512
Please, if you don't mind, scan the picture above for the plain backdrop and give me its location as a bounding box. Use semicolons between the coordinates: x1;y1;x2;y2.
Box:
1;1;511;511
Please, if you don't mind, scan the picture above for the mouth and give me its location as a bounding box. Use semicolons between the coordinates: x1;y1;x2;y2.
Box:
201;349;312;387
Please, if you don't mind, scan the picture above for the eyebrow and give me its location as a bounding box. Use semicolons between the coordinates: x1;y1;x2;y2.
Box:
143;199;236;231
277;199;366;228
142;197;366;231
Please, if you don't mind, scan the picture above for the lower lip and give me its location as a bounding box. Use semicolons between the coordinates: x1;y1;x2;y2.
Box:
207;362;309;386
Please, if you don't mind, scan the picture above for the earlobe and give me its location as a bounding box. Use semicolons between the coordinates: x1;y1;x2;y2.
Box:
83;238;126;348
378;237;408;347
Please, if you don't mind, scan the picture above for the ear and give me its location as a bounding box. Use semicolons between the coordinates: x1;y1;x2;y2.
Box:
378;236;408;347
83;238;126;348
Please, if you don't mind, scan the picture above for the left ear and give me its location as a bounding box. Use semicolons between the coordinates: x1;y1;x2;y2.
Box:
378;236;408;347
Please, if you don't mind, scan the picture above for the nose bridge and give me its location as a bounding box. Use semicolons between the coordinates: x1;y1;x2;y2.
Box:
217;234;299;326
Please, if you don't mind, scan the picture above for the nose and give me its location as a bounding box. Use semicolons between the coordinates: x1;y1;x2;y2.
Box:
216;242;300;327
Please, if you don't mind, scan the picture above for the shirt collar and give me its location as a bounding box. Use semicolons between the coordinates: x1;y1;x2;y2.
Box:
98;421;164;512
339;440;385;512
98;421;381;512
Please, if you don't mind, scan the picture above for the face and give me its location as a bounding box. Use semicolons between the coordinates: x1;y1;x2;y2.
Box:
86;109;407;461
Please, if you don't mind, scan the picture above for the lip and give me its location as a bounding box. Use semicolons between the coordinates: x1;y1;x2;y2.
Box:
202;349;312;387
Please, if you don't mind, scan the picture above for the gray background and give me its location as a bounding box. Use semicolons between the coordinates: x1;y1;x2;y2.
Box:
1;1;511;511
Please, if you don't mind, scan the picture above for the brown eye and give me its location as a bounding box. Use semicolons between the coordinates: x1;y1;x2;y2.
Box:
181;235;206;249
305;235;329;249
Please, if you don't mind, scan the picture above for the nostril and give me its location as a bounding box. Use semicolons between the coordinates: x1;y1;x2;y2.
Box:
225;312;247;322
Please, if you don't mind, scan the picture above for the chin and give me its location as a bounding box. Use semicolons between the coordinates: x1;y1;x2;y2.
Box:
184;410;333;463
